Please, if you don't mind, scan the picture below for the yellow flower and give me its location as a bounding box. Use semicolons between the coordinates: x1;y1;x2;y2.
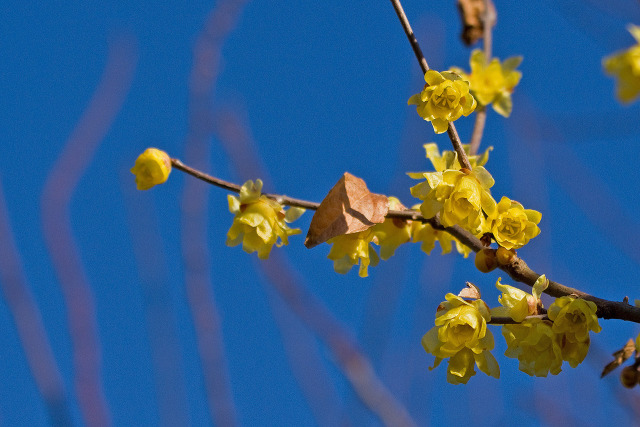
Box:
490;196;541;250
411;167;497;236
408;70;477;134
130;148;172;190
327;229;379;277
491;275;547;322
371;197;411;260
548;296;602;368
226;180;303;259
453;49;522;117
422;293;499;384
502;319;563;377
603;24;640;103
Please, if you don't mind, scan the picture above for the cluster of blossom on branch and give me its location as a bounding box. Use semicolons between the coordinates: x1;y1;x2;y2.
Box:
129;11;640;388
423;275;602;384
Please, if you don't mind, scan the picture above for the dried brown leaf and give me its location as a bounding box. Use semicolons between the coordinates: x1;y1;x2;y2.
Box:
601;339;637;378
456;0;496;46
459;282;481;300
304;172;389;248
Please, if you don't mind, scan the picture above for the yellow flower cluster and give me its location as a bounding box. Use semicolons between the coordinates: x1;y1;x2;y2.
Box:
327;229;379;278
492;277;601;376
327;197;411;277
226;180;304;259
452;49;522;117
422;294;499;384
410;166;497;236
503;319;563;377
409;145;541;250
131;148;172;190
408;70;476;134
603;24;640;103
548;296;602;368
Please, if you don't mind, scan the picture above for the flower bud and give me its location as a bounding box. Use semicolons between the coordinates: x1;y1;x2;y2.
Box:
130;148;172;190
475;249;497;273
620;365;639;388
496;247;516;265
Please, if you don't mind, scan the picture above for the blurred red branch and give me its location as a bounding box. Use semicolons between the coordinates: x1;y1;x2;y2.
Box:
214;109;417;427
0;180;72;426
41;36;138;427
180;1;249;426
121;179;190;426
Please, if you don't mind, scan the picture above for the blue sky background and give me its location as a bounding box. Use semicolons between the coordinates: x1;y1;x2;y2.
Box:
2;1;640;426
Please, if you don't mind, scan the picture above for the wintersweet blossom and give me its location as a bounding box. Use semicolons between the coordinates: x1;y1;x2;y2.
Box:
603;24;640;103
490;196;541;250
371;197;411;260
131;148;172;190
502;319;563;377
491;275;548;322
422;293;499;384
548;296;602;368
408;70;476;134
327;229;379;278
410;167;497;236
452;49;522;117
226;180;303;259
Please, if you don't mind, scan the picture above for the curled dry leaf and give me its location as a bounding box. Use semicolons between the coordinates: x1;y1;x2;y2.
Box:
456;0;496;46
458;281;481;300
304;172;389;248
601;339;636;378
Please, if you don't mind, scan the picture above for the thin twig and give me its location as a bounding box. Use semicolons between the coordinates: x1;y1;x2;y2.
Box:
170;160;640;324
389;0;429;74
172;158;320;210
390;0;473;170
447;123;473;170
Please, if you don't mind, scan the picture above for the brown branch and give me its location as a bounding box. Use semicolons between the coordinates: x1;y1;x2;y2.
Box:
389;0;473;171
389;0;429;74
172;158;321;210
447;123;473;170
169;160;640;324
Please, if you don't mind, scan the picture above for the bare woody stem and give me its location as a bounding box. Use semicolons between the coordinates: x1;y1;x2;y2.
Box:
389;0;473;171
171;157;640;324
171;158;319;210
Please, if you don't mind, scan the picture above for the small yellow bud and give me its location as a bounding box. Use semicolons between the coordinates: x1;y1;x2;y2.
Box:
620;365;639;388
475;249;497;273
496;247;516;265
131;148;172;190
